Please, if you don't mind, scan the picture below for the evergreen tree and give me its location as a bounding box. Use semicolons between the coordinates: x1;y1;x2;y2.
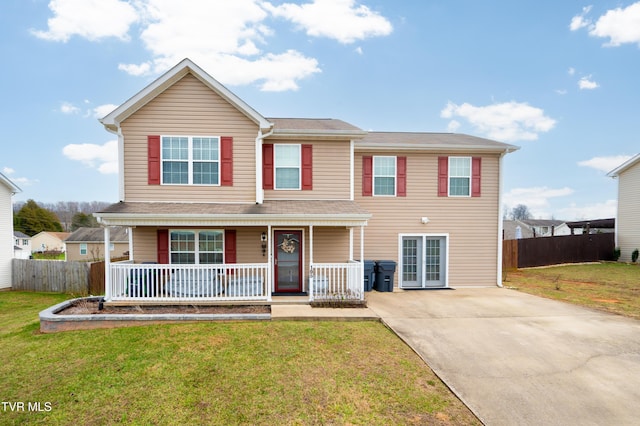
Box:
13;199;63;236
71;212;99;230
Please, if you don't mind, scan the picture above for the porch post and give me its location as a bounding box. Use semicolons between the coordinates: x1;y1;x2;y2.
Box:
104;226;111;301
127;227;134;261
360;225;365;299
349;227;354;261
309;225;314;301
267;224;272;301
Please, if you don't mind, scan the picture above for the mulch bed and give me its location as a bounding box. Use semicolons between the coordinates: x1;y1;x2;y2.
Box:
59;300;270;315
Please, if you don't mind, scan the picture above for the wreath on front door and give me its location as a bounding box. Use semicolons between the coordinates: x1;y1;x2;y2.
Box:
280;235;297;253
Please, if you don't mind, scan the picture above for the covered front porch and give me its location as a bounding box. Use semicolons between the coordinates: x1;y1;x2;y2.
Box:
97;201;370;304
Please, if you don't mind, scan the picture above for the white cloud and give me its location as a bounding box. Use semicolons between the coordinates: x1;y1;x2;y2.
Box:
355;46;363;55
569;5;592;31
2;168;38;187
555;89;568;95
568;67;576;75
60;102;80;114
440;101;556;142
503;186;574;219
446;119;461;132
3;167;15;175
578;155;633;173
34;0;392;92
578;75;599;90
557;199;617;221
265;0;393;44
571;2;640;47
92;104;119;119
31;0;138;42
63;140;118;174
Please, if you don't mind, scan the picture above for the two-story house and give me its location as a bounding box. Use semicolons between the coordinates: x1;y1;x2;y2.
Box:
96;59;517;303
13;231;32;259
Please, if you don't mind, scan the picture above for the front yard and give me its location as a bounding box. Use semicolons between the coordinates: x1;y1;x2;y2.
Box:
504;262;640;319
0;292;478;425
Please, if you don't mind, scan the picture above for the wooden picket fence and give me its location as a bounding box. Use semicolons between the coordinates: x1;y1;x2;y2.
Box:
11;257;128;295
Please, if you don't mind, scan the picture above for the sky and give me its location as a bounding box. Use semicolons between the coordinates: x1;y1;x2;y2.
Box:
1;0;639;220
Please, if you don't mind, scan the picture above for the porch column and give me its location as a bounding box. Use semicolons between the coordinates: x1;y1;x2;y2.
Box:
104;226;111;301
360;226;365;298
267;224;272;300
127;227;134;261
349;227;354;261
309;225;314;301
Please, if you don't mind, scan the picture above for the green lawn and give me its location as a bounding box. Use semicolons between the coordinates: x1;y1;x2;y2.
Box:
0;292;478;425
504;262;640;319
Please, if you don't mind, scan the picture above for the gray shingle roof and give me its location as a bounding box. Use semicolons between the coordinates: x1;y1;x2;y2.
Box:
65;227;128;243
356;132;518;152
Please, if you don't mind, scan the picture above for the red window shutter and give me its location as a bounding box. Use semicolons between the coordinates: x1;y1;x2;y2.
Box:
438;156;448;197
362;156;373;196
472;157;481;197
397;156;407;197
220;136;233;186
224;230;237;264
262;144;274;190
148;135;161;185
301;144;313;190
157;229;169;264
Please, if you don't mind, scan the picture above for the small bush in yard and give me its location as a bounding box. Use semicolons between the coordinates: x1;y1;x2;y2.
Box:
613;247;621;261
632;249;639;263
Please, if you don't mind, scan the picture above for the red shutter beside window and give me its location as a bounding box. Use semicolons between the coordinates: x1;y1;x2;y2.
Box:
220;136;233;186
148;135;161;185
262;144;274;190
362;156;373;196
224;230;237;264
157;229;169;264
301;144;313;190
397;156;407;197
437;156;448;197
472;157;481;197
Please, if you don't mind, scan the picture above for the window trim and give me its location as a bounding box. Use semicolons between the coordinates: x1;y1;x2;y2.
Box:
168;229;225;265
274;144;302;190
373;155;397;196
448;156;471;197
80;243;87;256
160;135;221;186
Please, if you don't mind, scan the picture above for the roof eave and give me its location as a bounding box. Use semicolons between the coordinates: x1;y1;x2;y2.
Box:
354;143;520;153
607;153;640;177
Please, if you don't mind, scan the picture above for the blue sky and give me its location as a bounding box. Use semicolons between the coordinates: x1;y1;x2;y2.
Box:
1;0;639;220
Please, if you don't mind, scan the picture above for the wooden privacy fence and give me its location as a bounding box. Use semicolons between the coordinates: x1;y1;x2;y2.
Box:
12;257;128;295
503;233;615;269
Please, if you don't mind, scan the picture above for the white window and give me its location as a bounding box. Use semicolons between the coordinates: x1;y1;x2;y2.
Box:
449;157;471;197
80;244;87;255
274;144;301;189
170;230;224;264
161;136;220;185
373;156;396;196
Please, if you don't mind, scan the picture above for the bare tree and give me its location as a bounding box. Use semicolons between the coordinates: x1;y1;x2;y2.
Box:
510;204;532;221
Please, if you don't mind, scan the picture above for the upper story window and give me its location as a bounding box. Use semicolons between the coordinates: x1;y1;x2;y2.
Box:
448;157;471;196
373;156;396;196
274;144;301;190
161;136;220;185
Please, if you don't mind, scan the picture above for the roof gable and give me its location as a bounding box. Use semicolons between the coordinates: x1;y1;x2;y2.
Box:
0;172;21;194
608;153;640;177
100;58;272;132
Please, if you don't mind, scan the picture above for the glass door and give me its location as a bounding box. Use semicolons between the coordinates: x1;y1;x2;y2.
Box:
401;236;446;288
274;231;302;293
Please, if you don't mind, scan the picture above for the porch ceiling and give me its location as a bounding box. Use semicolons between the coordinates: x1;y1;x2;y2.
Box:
95;200;371;227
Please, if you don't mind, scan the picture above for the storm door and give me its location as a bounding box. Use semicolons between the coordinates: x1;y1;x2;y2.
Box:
274;231;303;293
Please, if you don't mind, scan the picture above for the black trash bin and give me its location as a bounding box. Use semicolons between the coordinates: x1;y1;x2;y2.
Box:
374;260;397;292
362;260;376;291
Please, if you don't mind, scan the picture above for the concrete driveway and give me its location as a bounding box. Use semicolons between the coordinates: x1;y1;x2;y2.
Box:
366;288;640;426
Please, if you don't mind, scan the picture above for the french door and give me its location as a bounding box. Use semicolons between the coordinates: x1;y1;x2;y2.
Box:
274;231;303;293
401;235;447;288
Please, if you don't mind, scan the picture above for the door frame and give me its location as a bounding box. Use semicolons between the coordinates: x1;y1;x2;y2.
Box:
398;233;449;289
273;228;305;293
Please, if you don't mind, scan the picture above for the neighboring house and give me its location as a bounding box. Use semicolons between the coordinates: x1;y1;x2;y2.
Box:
95;58;518;303
1;173;21;289
65;227;129;261
502;220;535;240
608;154;640;262
519;219;566;237
31;231;71;253
13;231;31;259
556;219;615;236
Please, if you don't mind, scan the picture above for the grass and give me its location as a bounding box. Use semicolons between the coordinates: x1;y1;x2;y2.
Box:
504;262;640;319
0;292;478;425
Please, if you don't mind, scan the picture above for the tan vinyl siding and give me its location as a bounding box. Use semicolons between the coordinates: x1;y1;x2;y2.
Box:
264;140;351;200
355;151;501;287
311;227;351;263
617;162;640;262
66;242;129;262
121;73;258;203
132;228;158;262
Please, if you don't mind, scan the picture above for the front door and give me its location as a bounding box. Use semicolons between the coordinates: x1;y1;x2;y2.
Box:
274;231;303;293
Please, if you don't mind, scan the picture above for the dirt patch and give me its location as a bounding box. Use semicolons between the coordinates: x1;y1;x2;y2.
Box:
591;298;620;304
59;300;270;315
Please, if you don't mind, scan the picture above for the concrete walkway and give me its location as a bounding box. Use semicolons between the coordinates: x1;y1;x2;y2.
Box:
366;288;640;426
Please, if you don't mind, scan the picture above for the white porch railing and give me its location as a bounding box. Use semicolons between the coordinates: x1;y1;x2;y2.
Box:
108;262;270;302
309;261;363;302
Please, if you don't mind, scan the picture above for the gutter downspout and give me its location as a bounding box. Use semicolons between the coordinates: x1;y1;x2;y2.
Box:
255;127;274;204
496;151;507;288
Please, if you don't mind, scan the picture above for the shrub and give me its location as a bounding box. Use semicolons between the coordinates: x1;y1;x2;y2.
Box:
632;249;639;263
613;247;621;261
